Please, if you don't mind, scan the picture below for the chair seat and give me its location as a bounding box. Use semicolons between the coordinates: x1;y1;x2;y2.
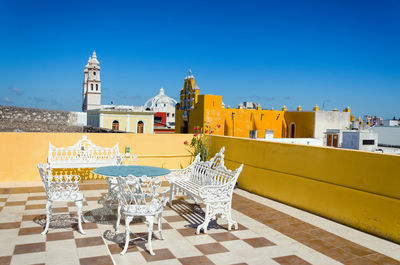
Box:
122;200;163;216
175;179;202;197
48;191;83;202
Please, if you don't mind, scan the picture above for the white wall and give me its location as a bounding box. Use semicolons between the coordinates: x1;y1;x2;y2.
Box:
342;131;360;150
342;130;378;152
382;120;399;127
370;126;400;146
314;111;350;139
70;112;87;126
87;113;100;127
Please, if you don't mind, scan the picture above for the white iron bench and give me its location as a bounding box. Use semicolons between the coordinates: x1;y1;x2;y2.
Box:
168;147;243;234
47;134;137;212
48;135;135;169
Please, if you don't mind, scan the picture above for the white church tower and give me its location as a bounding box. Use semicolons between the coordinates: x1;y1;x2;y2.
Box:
82;51;101;111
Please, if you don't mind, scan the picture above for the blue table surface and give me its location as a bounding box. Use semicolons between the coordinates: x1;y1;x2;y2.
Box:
93;165;171;177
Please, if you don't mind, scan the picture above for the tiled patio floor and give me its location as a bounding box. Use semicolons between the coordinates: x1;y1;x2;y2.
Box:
0;182;399;265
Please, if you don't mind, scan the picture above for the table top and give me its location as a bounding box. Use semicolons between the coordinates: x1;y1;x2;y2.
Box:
93;165;171;178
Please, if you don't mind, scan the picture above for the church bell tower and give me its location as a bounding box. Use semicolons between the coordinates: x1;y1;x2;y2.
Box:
82;51;101;111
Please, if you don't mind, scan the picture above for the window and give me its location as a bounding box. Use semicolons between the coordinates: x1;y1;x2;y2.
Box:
96;84;98;91
137;121;144;133
167;113;170;117
249;130;257;139
289;123;296;138
363;139;375;145
93;71;96;75
172;113;174;117
155;116;162;123
91;84;93;90
112;120;119;130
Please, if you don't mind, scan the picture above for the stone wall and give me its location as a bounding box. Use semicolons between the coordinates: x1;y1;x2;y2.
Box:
0;105;84;132
0;105;129;133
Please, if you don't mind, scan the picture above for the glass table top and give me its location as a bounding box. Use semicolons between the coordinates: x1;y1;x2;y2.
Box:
93;165;171;177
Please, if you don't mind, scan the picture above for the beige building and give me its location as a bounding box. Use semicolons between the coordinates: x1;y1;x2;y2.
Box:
87;105;154;133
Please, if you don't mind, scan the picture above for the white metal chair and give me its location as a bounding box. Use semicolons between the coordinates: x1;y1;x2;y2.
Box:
116;175;168;255
38;163;86;235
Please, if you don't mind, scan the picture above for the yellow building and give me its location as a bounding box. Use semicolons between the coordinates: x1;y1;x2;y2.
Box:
175;73;351;139
87;106;154;133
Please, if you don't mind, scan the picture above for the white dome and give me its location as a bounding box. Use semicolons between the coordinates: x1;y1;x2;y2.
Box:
144;88;177;111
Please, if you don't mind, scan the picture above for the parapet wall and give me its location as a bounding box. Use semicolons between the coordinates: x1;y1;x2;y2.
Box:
0;105;87;132
210;135;400;243
0;132;193;182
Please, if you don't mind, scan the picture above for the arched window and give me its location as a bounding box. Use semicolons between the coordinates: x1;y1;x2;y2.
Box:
96;84;98;91
289;123;296;138
112;120;119;130
91;84;93;90
137;121;144;134
93;71;96;75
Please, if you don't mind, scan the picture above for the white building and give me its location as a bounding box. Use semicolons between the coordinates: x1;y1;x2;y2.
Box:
342;130;378;152
313;110;351;139
82;51;101;111
144;88;177;128
382;120;399;127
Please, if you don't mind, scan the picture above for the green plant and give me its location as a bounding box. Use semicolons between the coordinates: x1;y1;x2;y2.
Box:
184;124;220;161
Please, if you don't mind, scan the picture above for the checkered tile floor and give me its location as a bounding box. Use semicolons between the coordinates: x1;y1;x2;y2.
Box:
0;183;399;265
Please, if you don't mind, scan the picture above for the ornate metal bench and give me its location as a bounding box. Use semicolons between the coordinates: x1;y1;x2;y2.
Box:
168;147;244;234
47;135;136;212
48;134;136;169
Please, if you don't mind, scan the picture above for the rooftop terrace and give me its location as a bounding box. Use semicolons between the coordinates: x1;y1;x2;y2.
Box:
0;182;399;265
0;132;399;264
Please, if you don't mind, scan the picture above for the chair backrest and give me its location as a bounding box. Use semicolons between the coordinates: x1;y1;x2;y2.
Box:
208;146;225;170
38;162;81;201
48;135;121;167
116;175;163;214
209;163;243;186
38;162;51;196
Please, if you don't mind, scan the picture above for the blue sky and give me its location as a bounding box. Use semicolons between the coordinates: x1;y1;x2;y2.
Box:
0;0;399;118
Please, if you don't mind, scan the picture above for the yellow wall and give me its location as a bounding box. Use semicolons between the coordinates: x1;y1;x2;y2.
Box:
101;113;153;133
284;111;315;138
102;114;128;131
210;135;400;243
0;133;193;182
176;94;312;138
222;107;285;138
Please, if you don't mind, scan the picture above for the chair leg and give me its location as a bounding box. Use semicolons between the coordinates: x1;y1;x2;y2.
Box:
226;204;238;231
157;212;164;240
146;215;155;255
169;183;174;207
75;200;86;235
115;203;121;232
196;204;211;234
41;200;53;235
121;215;133;255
